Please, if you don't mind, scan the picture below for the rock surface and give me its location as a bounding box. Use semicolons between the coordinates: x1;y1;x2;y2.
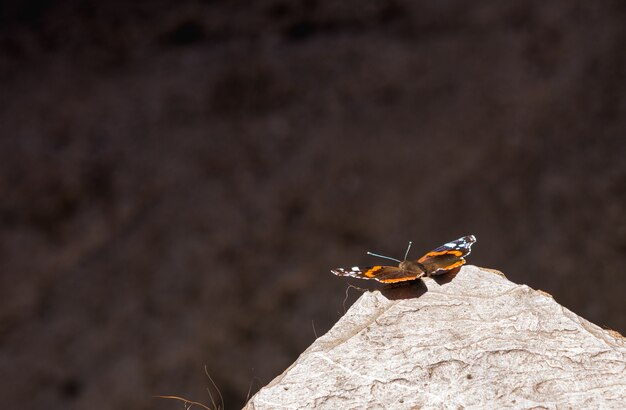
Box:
244;266;626;409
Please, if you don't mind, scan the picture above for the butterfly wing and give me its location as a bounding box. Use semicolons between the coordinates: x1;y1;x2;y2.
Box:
417;235;476;276
331;266;421;283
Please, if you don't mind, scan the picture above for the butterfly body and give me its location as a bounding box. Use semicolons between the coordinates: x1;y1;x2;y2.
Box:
332;235;476;284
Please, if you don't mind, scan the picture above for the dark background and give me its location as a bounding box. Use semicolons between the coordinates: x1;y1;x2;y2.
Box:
1;1;625;409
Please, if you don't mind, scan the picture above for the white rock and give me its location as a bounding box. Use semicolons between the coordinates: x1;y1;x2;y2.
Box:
244;266;626;409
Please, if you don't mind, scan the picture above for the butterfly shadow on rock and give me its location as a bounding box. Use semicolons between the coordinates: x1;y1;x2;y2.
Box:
380;266;461;301
380;279;427;300
431;266;461;286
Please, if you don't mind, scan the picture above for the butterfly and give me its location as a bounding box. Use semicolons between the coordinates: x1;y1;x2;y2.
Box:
331;235;476;284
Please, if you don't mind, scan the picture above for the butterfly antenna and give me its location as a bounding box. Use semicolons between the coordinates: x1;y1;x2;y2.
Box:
403;241;412;261
366;251;401;264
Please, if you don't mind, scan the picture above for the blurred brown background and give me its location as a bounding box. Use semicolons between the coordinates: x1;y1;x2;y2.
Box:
1;1;625;409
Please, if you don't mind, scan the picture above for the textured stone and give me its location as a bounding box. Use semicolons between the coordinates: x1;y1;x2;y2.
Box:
245;266;626;409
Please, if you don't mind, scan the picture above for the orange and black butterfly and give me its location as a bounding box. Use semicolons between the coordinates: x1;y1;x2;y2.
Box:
331;235;476;284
